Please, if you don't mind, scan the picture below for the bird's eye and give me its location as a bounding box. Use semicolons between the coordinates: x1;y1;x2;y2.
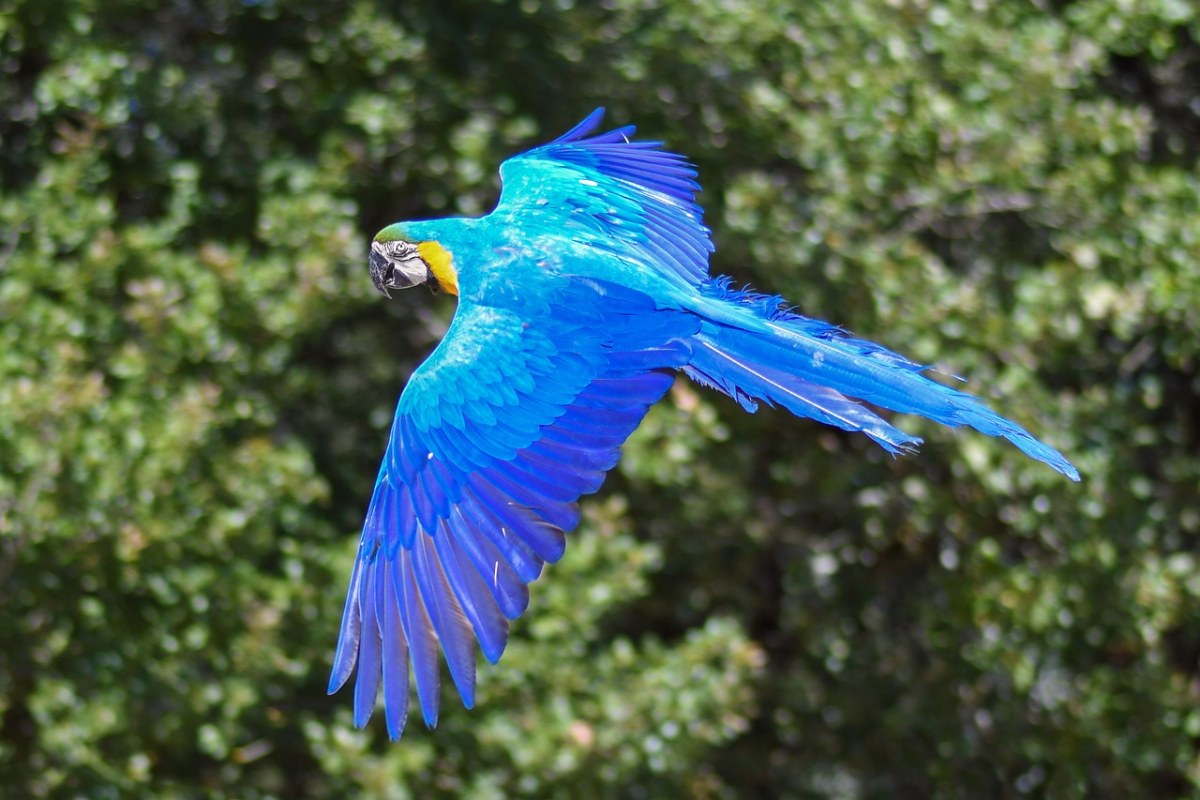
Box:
386;240;417;260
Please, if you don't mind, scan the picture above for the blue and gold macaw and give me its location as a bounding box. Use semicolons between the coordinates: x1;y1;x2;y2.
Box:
328;109;1079;738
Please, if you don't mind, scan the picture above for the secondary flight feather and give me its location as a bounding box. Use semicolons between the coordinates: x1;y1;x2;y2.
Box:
330;108;1080;739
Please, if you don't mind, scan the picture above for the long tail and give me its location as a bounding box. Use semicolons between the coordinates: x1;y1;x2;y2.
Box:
682;278;1080;481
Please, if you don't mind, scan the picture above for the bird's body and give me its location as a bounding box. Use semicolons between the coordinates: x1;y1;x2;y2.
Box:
330;109;1079;739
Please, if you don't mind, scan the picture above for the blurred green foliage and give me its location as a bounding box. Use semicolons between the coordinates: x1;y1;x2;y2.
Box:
2;0;1199;796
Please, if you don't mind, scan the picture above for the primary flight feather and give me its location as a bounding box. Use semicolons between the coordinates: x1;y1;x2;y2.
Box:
329;108;1080;739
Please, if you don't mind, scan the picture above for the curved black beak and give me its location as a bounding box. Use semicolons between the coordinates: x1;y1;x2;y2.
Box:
369;245;393;297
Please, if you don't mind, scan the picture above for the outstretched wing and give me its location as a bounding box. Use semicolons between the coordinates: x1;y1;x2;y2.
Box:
328;272;700;739
494;108;714;288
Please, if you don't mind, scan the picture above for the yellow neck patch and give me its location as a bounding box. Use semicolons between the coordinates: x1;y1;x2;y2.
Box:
417;241;458;296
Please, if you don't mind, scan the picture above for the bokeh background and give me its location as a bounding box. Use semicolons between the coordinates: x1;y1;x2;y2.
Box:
3;0;1199;797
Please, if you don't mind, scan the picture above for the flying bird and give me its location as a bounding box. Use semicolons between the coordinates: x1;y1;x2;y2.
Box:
328;108;1079;739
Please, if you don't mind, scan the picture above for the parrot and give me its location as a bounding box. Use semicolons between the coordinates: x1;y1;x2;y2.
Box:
327;108;1080;740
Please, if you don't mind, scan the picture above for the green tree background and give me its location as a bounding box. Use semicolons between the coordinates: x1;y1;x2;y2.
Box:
3;0;1199;797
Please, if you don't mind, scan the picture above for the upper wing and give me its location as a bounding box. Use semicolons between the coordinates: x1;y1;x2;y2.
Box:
328;273;700;739
494;108;714;288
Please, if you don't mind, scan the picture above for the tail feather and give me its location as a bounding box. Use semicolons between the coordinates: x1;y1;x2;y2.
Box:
683;342;923;455
685;278;1080;481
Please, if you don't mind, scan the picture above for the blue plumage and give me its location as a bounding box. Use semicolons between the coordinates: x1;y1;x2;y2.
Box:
330;109;1080;739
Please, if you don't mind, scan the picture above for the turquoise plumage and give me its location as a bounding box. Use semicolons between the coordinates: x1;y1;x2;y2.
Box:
330;108;1079;739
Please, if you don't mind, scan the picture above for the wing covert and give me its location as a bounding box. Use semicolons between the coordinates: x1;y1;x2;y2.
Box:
328;275;700;739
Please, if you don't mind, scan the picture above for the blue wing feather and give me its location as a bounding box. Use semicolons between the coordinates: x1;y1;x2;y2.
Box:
393;491;418;553
445;504;529;620
513;449;606;494
456;486;546;582
411;532;476;707
380;559;410;740
352;559;383;728
432;522;510;663
525;432;622;473
396;550;441;728
327;551;363;694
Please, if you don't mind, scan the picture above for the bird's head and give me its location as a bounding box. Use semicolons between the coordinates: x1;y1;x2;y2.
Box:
369;223;458;297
